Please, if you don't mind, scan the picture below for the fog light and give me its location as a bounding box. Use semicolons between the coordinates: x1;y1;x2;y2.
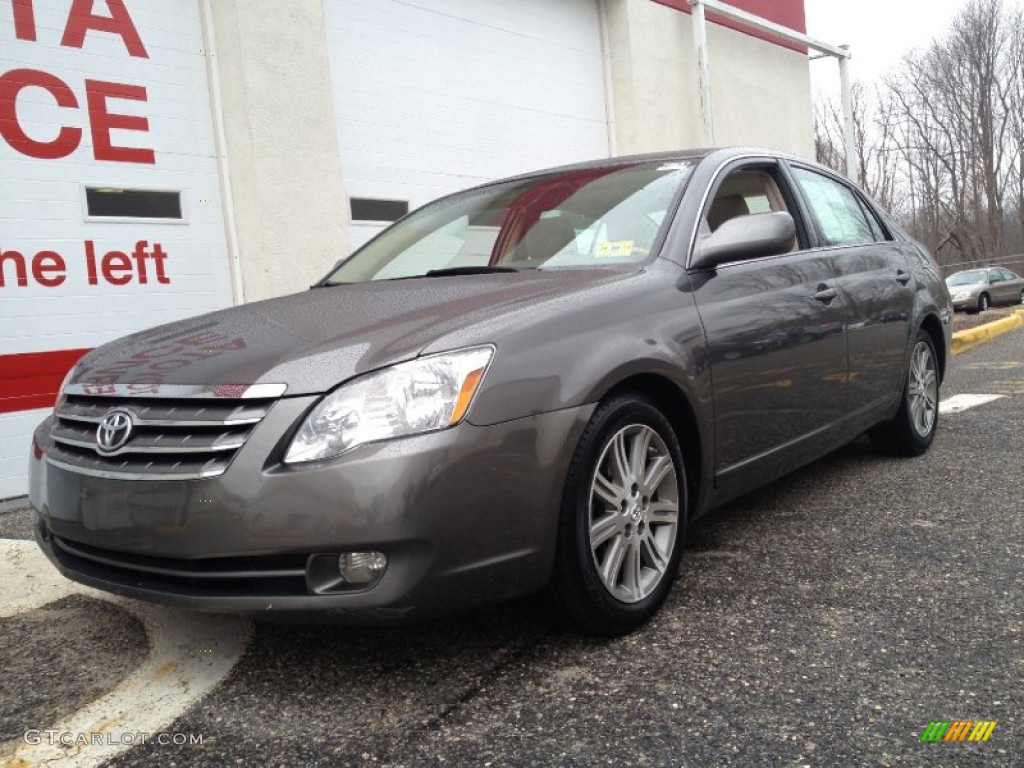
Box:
339;551;387;585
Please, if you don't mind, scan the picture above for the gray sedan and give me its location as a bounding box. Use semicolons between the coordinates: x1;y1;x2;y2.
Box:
946;267;1024;312
29;148;952;635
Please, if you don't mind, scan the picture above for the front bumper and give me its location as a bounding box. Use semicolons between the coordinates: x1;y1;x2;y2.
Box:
30;397;592;621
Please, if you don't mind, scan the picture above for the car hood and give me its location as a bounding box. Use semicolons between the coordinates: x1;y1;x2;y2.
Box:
72;270;629;396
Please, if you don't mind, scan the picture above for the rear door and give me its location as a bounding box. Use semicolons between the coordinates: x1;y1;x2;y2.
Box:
786;165;914;417
1003;270;1024;303
689;160;848;488
994;269;1019;304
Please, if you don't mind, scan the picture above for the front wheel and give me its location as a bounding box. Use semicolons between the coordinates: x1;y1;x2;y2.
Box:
869;331;940;457
978;293;990;312
552;395;686;635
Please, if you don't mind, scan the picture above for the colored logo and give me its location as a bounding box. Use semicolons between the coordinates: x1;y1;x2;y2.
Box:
920;721;997;742
96;409;134;453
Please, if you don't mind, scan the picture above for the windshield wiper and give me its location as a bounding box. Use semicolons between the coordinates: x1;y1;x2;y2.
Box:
423;266;520;278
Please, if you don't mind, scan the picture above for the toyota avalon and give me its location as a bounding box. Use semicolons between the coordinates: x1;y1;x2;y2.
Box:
29;148;953;634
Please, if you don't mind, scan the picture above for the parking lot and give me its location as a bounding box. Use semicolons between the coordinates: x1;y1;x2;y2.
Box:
1;325;1021;768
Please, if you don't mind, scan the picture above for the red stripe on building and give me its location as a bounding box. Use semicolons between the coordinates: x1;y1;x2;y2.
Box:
0;348;91;414
653;0;808;54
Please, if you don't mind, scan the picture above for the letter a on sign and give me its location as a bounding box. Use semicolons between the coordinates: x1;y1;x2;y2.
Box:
60;0;149;58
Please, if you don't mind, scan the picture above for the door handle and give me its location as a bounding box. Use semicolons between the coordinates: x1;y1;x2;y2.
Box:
896;269;912;285
814;286;838;303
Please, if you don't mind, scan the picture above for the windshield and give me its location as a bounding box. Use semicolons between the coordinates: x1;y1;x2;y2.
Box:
946;270;988;286
324;161;693;284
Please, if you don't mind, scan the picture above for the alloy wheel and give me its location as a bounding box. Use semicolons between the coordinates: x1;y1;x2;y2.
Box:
588;424;679;603
907;341;938;438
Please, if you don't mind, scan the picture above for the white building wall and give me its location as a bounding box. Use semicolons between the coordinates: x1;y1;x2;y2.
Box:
604;0;814;158
205;0;352;302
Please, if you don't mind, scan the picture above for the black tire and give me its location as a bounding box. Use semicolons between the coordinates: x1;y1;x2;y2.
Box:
551;394;686;635
1019;289;1023;305
869;330;940;457
978;293;990;312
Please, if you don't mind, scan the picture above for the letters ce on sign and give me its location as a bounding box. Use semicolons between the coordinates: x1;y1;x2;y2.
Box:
1;0;155;163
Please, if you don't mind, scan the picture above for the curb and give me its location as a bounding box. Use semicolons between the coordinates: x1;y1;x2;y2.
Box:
0;496;30;513
951;308;1024;355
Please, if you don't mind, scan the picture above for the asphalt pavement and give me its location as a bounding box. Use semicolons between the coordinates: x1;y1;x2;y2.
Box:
1;327;1021;768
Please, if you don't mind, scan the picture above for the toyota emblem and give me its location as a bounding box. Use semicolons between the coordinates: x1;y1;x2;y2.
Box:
96;409;135;453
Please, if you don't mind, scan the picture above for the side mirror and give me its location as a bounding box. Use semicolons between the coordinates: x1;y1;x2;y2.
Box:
691;211;796;271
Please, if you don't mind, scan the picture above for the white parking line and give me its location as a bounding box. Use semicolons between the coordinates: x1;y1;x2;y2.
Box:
939;394;1007;415
0;539;251;768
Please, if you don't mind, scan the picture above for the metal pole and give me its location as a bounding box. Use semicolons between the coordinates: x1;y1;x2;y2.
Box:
597;0;618;157
689;0;715;145
695;0;850;58
838;46;857;182
200;0;245;305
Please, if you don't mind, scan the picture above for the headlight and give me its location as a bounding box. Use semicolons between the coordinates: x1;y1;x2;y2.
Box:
284;346;494;464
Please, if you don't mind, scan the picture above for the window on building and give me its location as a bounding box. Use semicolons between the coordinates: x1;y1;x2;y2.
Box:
86;188;182;219
350;198;409;222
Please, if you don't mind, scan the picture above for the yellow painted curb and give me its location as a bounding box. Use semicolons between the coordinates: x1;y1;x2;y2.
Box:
951;308;1024;355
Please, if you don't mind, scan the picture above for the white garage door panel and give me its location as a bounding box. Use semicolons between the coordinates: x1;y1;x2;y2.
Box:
0;0;232;499
337;106;607;172
325;0;609;249
0;410;49;497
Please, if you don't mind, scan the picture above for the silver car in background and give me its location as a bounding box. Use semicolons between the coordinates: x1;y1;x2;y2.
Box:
946;267;1024;312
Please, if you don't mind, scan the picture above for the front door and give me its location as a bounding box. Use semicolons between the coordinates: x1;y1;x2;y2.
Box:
690;163;848;487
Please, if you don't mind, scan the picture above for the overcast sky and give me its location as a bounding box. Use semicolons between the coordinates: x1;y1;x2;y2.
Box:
804;0;1023;97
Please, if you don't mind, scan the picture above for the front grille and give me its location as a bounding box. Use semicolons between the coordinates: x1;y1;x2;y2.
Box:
48;386;282;480
47;530;310;597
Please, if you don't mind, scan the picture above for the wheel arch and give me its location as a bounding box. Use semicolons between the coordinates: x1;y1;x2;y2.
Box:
918;313;947;383
599;373;704;520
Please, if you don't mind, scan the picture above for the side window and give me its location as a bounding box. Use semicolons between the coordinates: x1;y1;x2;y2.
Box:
855;195;891;242
790;167;876;247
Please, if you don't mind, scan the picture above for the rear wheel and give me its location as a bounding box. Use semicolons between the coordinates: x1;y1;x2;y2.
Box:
552;395;686;635
869;330;940;457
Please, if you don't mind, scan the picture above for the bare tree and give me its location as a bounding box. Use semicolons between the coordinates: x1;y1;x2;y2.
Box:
814;0;1024;268
815;82;900;210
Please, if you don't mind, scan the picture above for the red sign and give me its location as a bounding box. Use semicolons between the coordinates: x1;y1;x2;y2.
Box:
653;0;807;53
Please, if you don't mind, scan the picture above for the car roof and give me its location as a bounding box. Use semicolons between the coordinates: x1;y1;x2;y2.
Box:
947;268;990;276
493;146;811;184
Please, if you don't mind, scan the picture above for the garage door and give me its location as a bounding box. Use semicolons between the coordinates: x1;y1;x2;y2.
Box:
324;0;611;250
0;0;234;498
